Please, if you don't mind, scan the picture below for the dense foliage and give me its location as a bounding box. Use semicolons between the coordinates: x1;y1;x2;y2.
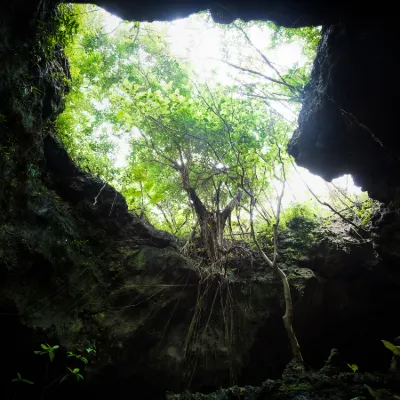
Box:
57;5;373;246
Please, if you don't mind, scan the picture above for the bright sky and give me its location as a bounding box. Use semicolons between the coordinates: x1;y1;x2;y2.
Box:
100;9;365;202
166;17;304;86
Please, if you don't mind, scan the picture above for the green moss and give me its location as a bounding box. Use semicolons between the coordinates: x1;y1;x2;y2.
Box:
279;382;312;392
118;246;140;257
70;320;83;332
132;248;149;271
36;4;80;58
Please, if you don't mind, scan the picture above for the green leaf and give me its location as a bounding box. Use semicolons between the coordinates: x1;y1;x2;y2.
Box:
49;351;55;362
12;373;34;385
116;109;126;121
382;340;400;356
365;385;378;398
346;363;358;373
41;344;49;350
52;345;59;350
86;347;96;354
21;379;34;385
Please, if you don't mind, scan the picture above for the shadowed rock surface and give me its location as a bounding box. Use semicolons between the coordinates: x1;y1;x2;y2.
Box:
288;21;400;203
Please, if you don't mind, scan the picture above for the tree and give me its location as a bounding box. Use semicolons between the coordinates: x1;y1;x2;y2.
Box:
247;147;304;363
57;5;318;254
116;80;273;263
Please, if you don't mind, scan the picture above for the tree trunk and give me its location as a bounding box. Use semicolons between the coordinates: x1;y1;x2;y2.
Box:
249;188;303;364
275;265;304;363
199;212;219;261
195;192;242;262
179;164;242;263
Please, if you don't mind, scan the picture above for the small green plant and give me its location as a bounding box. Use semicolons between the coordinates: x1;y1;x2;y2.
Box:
12;372;34;385
356;198;377;227
60;367;84;383
382;339;400;372
67;351;88;364
85;342;96;354
346;363;359;373
382;340;400;355
34;343;59;362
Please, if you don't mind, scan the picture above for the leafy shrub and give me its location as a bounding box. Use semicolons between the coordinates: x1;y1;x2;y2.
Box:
356;197;378;227
281;202;318;228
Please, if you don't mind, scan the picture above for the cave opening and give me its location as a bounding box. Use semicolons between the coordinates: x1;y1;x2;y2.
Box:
57;4;371;240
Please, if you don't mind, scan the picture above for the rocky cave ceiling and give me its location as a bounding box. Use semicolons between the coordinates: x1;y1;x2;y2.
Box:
72;0;378;26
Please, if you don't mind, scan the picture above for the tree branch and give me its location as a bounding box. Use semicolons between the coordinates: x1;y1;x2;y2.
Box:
233;23;295;91
210;58;296;91
291;162;368;235
221;190;242;224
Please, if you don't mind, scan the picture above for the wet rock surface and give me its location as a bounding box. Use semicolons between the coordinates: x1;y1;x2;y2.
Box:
288;21;400;203
169;363;400;399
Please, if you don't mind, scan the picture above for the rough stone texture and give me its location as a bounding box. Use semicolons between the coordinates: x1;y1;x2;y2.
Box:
72;0;381;26
288;21;400;203
368;205;400;291
169;352;400;399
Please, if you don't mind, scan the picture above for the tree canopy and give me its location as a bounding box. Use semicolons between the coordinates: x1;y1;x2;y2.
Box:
57;5;373;245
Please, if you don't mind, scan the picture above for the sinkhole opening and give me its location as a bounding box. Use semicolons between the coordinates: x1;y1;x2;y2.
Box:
57;4;375;240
